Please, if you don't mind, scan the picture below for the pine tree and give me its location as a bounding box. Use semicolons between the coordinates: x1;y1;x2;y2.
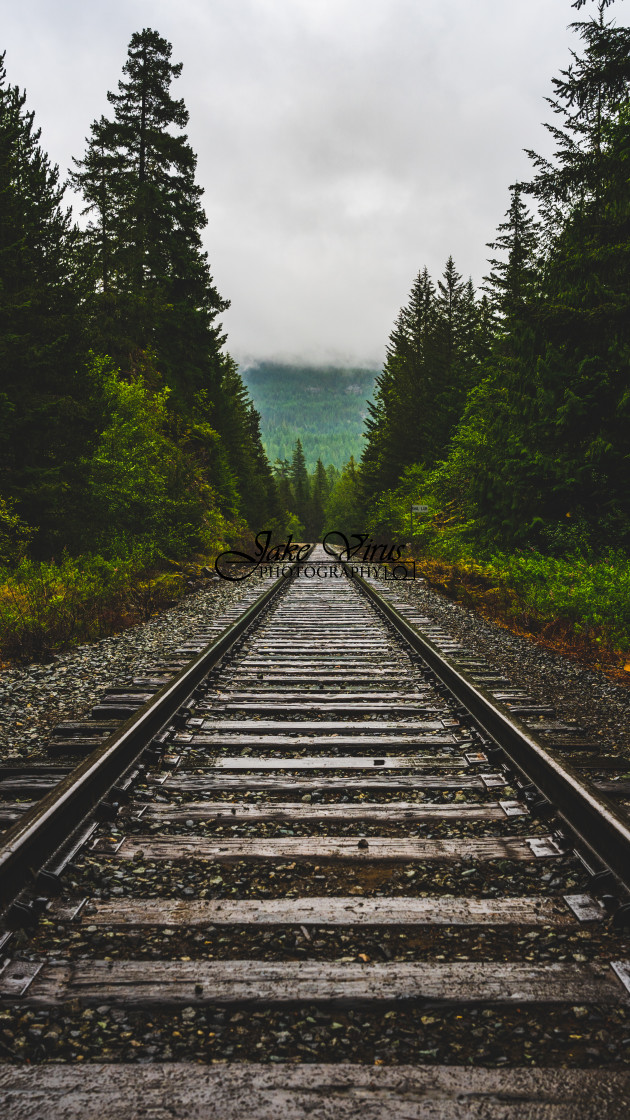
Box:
290;439;310;531
324;457;363;534
0;53;86;550
483;188;540;326
361;267;439;493
456;1;630;549
72;28;229;400
273;459;293;527
308;458;329;539
522;1;630;237
431;259;480;453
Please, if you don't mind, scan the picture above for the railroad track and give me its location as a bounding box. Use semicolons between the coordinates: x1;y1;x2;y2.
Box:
1;543;630;1117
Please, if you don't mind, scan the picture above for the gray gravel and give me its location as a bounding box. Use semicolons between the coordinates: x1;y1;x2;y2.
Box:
0;581;246;762
380;576;630;757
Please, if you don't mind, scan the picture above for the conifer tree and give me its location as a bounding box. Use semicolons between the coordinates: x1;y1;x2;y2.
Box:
0;53;86;549
273;459;293;527
453;0;630;548
72;28;228;400
522;0;630;235
308;458;329;539
361;267;438;493
483;188;540;326
290;439;310;531
324;457;363;534
432;259;480;451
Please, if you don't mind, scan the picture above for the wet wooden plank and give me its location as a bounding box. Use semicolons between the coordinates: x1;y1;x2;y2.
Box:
209;702;441;714
198;720;447;732
0;802;35;826
572;756;628;770
232;671;424;681
209;686;429;695
1;1064;628;1120
241;660;406;669
194;735;459;749
204;691;432;702
594;780;630;797
139;800;506;823
47;738;110;755
253;642;394;650
5;959;625;1008
163;775;495;793
58;894;581;928
51;722;120;736
109;834;562;862
209;756;463;771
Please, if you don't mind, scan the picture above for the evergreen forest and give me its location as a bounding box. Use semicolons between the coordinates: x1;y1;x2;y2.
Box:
330;0;630;660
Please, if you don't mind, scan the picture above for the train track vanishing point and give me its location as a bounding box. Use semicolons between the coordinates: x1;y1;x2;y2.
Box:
0;543;629;1117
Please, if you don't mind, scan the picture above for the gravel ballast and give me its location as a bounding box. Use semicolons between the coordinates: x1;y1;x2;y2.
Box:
0;580;247;762
376;575;630;757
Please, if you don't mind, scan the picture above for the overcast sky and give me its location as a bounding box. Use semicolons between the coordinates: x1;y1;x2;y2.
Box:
3;1;626;368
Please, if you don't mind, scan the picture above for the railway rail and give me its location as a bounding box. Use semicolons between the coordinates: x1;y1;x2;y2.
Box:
0;543;629;1117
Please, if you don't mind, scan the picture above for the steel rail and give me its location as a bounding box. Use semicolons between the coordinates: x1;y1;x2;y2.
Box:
354;568;630;890
0;558;306;911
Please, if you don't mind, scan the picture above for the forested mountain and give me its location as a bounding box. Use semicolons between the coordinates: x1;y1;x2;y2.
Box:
0;30;282;565
241;362;377;470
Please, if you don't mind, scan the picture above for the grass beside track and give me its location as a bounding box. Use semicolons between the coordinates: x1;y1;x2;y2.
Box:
0;552;212;665
407;549;630;681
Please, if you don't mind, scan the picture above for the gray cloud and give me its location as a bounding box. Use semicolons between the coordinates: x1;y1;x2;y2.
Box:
4;0;621;366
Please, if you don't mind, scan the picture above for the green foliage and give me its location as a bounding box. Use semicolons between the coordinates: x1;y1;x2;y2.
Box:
0;495;33;565
285;513;305;539
0;551;185;662
67;28;279;544
486;550;630;650
360;5;630;566
323;457;364;535
77;353;243;559
353;0;630;574
0;33;281;593
308;458;330;540
290;439;309;526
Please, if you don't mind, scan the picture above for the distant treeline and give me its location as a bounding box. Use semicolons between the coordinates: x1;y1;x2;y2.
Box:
241;363;377;471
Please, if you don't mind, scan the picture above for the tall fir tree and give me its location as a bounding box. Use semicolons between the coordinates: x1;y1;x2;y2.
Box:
71;28;229;402
0;53;87;551
483;188;540;327
308;457;329;539
361;267;438;493
445;0;630;549
290;439;310;531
